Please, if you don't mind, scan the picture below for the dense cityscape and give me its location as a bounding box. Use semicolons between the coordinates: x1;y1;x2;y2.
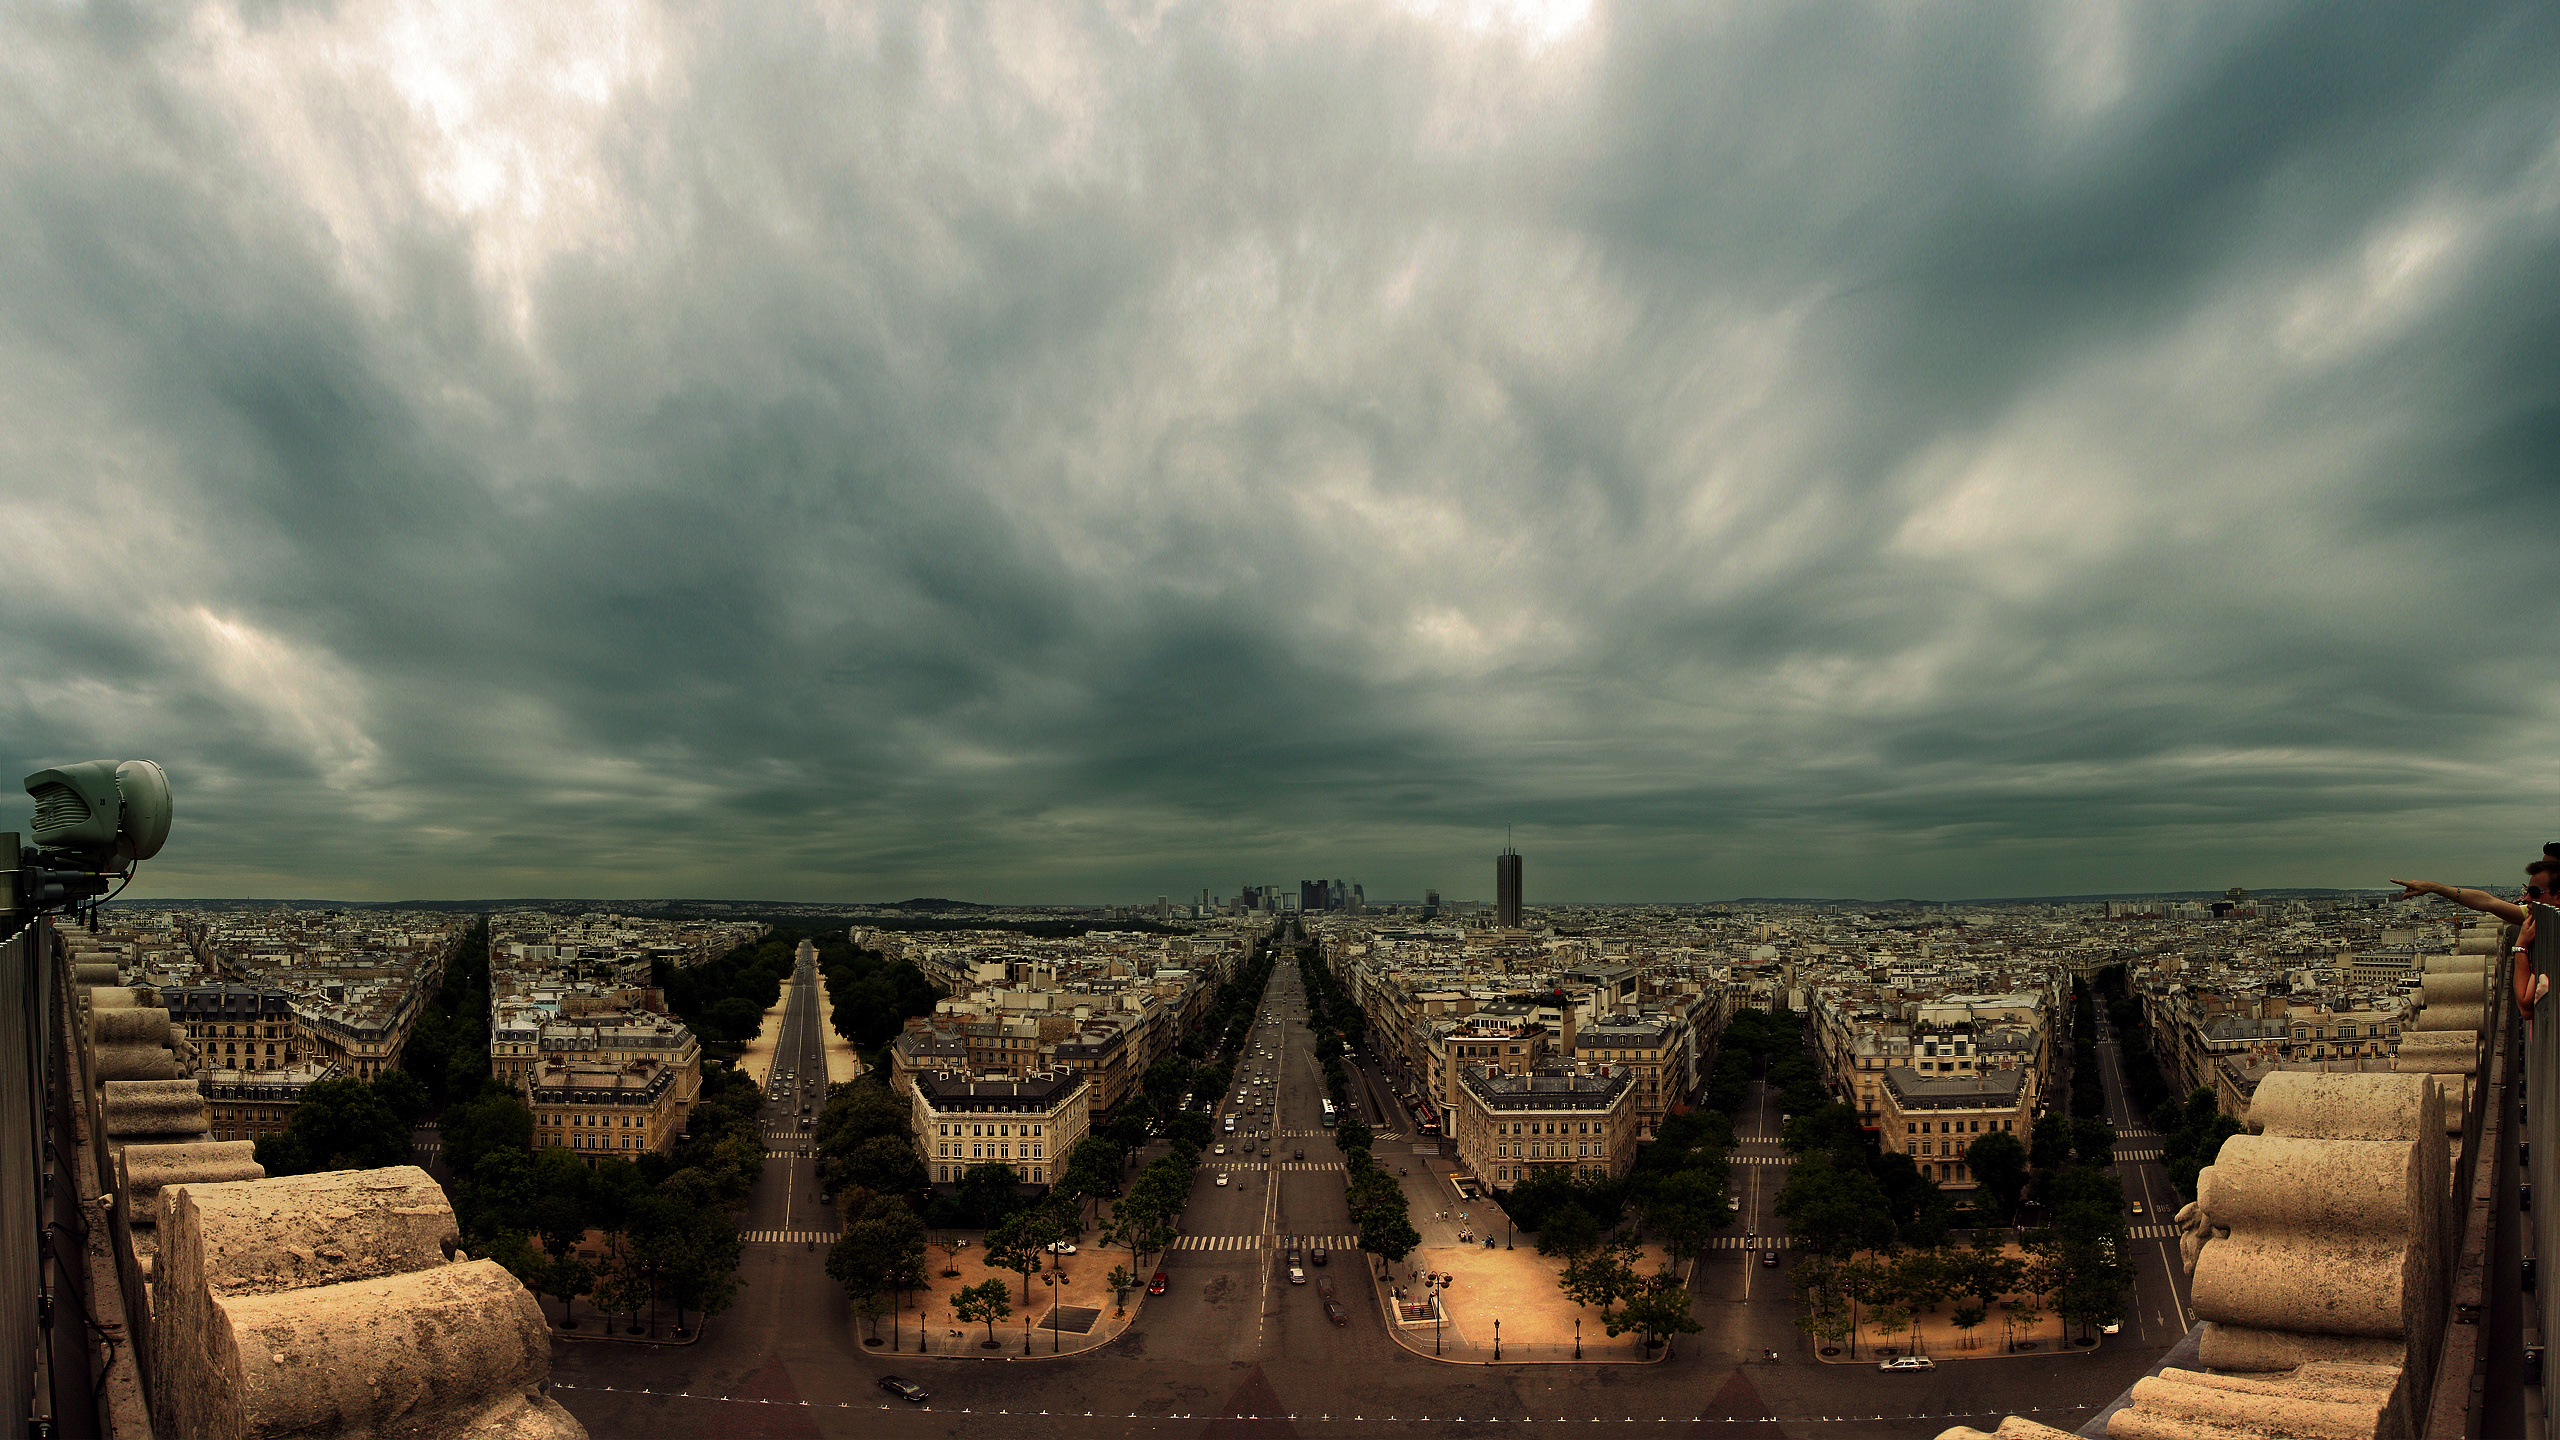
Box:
13;846;2509;1439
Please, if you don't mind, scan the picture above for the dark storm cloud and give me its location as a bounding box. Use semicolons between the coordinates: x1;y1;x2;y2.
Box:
2;0;2555;903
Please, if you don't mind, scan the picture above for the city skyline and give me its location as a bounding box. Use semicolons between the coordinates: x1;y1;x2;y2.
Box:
7;5;2557;905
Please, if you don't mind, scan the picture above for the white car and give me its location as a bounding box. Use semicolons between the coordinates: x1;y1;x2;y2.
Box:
1214;1143;1227;1155
1215;1173;1230;1187
2101;1318;2122;1335
1878;1356;1934;1372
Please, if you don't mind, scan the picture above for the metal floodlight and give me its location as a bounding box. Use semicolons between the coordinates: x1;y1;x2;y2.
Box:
25;760;122;851
25;758;173;867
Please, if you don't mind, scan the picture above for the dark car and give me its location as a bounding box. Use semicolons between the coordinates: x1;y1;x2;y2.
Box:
1295;1149;1305;1160
1148;1271;1169;1295
878;1376;928;1403
1760;1250;1781;1267
1310;1249;1328;1266
1324;1299;1349;1327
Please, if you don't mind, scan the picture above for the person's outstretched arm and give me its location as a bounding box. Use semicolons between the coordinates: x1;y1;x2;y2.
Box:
2392;879;2527;926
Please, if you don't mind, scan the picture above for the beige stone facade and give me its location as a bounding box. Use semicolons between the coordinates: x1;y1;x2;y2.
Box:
913;1070;1091;1187
1451;1061;1638;1188
1876;1065;2033;1187
525;1056;689;1161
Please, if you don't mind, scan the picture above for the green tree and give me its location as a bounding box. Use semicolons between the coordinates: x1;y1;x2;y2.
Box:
1107;1264;1136;1312
828;1201;927;1337
538;1253;596;1328
955;1163;1025;1229
1640;1166;1731;1263
706;996;766;1043
370;1069;430;1127
1609;1280;1701;1345
2029;1112;2074;1173
1535;1200;1602;1258
664;1214;742;1334
441;1090;534;1178
954;1277;1012;1347
1964;1130;2030;1222
1558;1235;1640;1316
987;1213;1051;1305
255;1077;412;1176
1356;1207;1420;1271
841;1135;929;1197
1774;1154;1894;1259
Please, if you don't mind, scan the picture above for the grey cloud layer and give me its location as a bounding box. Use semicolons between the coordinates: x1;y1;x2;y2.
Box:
4;1;2555;902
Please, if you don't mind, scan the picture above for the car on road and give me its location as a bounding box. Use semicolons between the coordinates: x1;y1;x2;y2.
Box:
1148;1271;1170;1294
1760;1250;1781;1267
1213;1143;1226;1154
1878;1356;1935;1372
1295;1149;1305;1160
1310;1249;1327;1266
2130;1200;2145;1215
2101;1318;2122;1335
1215;1172;1230;1186
1262;1147;1272;1157
1288;1265;1306;1285
1324;1299;1348;1326
879;1376;929;1402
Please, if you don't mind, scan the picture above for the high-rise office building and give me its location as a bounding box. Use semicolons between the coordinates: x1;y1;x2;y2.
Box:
1422;888;1441;920
1495;846;1523;928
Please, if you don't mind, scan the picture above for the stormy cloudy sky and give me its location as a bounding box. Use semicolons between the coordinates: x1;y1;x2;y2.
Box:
6;2;2557;904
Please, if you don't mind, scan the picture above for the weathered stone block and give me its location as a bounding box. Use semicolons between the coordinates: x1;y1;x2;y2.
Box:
102;1079;206;1135
120;1141;261;1221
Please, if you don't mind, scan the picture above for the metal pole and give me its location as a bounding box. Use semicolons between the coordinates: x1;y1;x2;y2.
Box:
1494;1317;1501;1360
1575;1318;1581;1359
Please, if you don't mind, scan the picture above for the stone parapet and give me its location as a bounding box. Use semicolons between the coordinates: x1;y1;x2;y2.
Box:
118;1141;262;1222
153;1166;583;1440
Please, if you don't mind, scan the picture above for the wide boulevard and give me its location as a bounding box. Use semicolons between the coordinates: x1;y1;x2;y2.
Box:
549;943;2180;1438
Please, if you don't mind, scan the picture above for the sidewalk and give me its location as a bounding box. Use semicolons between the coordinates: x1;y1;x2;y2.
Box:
892;1223;1161;1361
1801;1244;2084;1363
1370;1152;1663;1364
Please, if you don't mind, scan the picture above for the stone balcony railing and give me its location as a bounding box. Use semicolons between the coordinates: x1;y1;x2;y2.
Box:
1939;916;2527;1440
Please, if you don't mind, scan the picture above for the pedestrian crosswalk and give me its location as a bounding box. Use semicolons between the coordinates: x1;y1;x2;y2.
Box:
1731;1154;1796;1166
743;1230;840;1244
1707;1235;1790;1250
2128;1223;2178;1240
763;1149;813;1159
2117;1150;2162;1161
1168;1232;1360;1252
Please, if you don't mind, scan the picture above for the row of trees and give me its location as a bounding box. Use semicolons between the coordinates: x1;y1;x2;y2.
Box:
399;919;495;1109
253;1070;429;1175
1295;945;1424;1277
1790;1226;2118;1355
1709;1007;1819;1116
432;1064;765;1332
659;937;796;1046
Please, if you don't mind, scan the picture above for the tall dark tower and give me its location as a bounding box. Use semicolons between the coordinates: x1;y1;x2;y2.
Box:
1495;842;1523;928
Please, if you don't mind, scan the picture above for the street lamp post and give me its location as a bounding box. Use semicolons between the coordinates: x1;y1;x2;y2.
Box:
1494;1317;1501;1361
1024;1314;1033;1355
1575;1317;1581;1360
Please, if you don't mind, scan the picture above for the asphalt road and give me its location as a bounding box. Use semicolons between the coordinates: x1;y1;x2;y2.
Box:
549;942;2175;1438
744;940;839;1243
2088;1012;2197;1346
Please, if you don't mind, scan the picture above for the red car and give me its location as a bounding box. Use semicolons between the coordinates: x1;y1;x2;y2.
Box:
1147;1271;1170;1295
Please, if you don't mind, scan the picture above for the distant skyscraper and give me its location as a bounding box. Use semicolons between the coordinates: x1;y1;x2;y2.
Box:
1301;879;1329;913
1496;845;1523;928
1422;888;1441;920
